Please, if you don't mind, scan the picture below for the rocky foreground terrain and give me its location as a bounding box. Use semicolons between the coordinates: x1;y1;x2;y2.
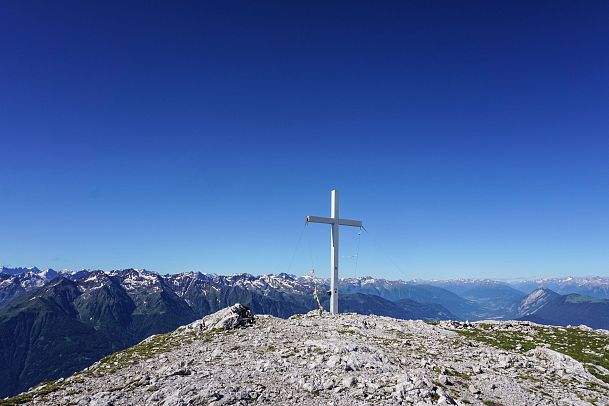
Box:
4;304;609;406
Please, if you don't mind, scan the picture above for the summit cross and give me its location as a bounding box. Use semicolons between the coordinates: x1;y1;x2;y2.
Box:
306;190;363;315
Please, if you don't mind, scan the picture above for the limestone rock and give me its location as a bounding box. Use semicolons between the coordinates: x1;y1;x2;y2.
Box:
9;305;609;406
182;303;254;334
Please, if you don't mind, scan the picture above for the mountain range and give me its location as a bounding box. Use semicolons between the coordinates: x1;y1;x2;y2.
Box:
1;266;609;398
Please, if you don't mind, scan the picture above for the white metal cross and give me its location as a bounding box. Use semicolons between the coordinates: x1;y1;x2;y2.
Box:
306;190;363;314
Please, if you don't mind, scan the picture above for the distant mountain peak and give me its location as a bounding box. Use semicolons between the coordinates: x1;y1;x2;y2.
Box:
529;287;555;295
1;266;39;275
519;288;561;317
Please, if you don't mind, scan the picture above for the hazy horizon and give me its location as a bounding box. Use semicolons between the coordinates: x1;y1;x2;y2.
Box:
2;263;608;284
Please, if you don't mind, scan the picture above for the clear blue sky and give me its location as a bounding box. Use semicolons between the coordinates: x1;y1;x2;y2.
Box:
1;1;608;280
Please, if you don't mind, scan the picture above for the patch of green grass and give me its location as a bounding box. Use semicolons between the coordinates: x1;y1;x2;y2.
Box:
452;324;609;387
565;295;605;304
446;367;471;381
310;346;325;354
280;349;297;358
378;337;403;347
0;380;66;406
92;328;225;376
519;375;540;383
454;327;536;352
256;344;278;355
91;332;177;375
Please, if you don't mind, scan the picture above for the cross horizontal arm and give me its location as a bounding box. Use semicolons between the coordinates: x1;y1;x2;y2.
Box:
306;216;362;228
338;219;362;227
306;215;334;224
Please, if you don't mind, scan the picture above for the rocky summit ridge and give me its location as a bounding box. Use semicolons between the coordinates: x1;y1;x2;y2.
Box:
5;305;609;406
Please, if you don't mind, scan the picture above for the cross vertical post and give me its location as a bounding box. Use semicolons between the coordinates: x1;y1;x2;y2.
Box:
330;190;339;314
307;190;363;315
